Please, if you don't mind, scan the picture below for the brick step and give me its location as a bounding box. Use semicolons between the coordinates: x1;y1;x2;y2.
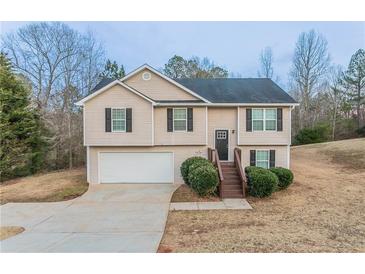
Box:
222;184;242;191
223;182;241;187
221;162;234;166
222;168;236;172
223;174;240;180
222;191;244;198
222;169;237;173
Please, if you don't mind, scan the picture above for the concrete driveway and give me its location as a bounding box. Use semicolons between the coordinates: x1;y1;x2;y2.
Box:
0;184;176;252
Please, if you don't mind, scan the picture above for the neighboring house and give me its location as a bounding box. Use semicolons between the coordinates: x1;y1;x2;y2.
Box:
76;64;298;197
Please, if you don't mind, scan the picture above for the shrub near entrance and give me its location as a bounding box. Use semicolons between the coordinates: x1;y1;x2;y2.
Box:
180;156;210;185
269;167;294;190
188;164;219;196
245;166;278;197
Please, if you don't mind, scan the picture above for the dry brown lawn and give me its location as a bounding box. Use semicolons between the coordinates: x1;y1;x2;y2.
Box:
0;226;25;240
159;138;365;252
0;168;88;205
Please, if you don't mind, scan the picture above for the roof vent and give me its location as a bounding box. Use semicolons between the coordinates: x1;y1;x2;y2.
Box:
142;72;151;81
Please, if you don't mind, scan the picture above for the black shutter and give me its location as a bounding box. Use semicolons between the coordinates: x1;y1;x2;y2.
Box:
246;109;252;131
187;108;193;132
250;150;256;166
126;108;132;132
277;108;283;131
167;108;173;132
270;150;275;168
105;108;111;132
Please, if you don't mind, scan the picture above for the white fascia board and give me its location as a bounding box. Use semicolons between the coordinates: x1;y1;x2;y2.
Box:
120;64;211;103
75;80;156;106
156;103;300;107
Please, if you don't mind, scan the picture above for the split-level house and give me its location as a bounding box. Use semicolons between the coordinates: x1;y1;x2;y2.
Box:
76;64;298;198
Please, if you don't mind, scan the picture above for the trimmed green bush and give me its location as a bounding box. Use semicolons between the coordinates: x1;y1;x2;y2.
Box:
188;164;219;196
269;167;294;190
245;166;264;175
245;166;264;187
246;168;278;198
180;156;210;185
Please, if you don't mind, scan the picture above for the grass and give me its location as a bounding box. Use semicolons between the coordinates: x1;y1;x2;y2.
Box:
159;138;365;252
0;226;25;240
0;168;88;205
171;184;220;202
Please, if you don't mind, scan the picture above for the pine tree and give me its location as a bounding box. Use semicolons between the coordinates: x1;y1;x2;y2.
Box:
99;59;125;79
0;53;47;181
342;49;365;128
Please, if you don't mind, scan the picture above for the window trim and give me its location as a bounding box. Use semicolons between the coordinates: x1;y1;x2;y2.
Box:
255;150;270;169
111;108;126;133
173;108;187;132
252;108;277;132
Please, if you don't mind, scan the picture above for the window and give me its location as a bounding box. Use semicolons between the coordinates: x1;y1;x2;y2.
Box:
112;108;126;132
142;72;151;80
252;108;277;131
256;150;269;169
217;131;227;139
173;108;187;131
252;109;264;131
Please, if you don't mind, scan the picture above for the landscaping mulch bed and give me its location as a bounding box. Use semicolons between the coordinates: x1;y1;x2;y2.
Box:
170;184;220;203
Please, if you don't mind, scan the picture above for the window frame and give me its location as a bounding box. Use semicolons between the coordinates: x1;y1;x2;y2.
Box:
111;108;126;133
173;108;188;132
255;150;270;169
252;108;277;132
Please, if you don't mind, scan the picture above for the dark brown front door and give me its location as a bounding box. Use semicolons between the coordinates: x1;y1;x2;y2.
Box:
215;130;229;161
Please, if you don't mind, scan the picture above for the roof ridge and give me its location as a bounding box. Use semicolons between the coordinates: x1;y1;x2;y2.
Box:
175;78;272;80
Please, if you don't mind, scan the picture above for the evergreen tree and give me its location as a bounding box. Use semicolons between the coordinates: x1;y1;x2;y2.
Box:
0;53;47;181
342;49;365;128
99;59;125;79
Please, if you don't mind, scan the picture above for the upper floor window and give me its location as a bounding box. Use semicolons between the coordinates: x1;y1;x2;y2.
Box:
252;108;277;131
112;108;126;132
173;108;187;131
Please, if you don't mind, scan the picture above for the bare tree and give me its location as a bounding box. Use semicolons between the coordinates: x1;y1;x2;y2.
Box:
326;65;344;140
258;47;274;78
2;22;106;170
290;30;330;129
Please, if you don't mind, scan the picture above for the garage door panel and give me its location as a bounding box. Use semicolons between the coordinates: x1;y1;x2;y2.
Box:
100;152;173;183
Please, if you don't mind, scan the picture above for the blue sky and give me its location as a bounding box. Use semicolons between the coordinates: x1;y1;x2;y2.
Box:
1;21;364;87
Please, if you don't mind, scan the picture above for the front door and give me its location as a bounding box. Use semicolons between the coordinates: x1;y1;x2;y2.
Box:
215;130;229;161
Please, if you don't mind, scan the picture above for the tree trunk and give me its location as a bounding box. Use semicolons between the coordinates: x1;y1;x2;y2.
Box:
357;85;361;129
68;111;73;170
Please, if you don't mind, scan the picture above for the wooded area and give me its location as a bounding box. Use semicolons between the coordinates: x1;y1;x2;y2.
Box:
1;22;364;181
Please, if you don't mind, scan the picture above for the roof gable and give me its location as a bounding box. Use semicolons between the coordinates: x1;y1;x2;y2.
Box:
75;79;155;106
121;64;210;103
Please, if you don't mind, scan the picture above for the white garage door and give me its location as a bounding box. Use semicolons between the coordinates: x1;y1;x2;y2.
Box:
99;152;173;183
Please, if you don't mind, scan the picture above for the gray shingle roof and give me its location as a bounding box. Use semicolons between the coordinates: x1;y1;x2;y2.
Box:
175;78;297;104
90;77;116;93
88;77;297;104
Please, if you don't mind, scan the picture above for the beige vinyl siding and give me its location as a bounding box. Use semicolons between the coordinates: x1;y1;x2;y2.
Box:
207;107;238;161
89;146;208;184
84;84;153;146
239;107;291;145
124;69;198;100
154;107;207;145
238;145;289;168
